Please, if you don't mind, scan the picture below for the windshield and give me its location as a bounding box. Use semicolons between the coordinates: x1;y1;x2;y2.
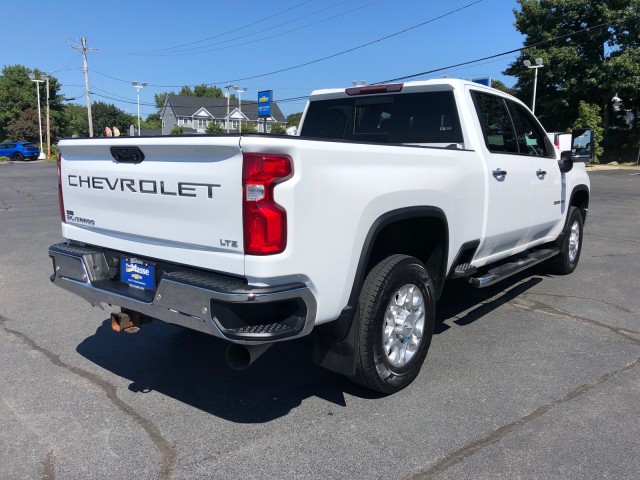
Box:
300;91;463;146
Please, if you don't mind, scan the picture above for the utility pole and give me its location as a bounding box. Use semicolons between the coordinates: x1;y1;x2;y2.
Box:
71;38;97;137
225;84;234;133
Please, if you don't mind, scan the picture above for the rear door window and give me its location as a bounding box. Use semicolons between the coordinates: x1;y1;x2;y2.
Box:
471;91;518;154
507;101;552;157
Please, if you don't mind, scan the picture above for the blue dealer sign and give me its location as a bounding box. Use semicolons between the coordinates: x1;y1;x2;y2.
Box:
258;90;272;117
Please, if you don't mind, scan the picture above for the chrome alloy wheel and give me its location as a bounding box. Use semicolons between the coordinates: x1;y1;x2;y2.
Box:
382;283;425;368
568;220;580;262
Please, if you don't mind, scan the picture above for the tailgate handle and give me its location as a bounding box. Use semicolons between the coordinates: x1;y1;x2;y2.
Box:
110;146;145;164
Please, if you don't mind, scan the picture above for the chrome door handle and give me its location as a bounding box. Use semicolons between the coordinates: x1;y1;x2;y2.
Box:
492;169;507;177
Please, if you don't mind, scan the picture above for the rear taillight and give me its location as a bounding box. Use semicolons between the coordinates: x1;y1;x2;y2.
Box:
57;152;65;223
242;153;292;255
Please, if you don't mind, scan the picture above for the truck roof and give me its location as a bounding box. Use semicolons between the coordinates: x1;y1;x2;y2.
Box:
308;78;485;100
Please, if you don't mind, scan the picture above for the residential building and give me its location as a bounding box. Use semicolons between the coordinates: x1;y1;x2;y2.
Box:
160;94;287;135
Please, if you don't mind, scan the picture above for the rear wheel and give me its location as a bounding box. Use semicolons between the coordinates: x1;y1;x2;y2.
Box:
350;254;435;394
12;152;23;161
550;207;583;274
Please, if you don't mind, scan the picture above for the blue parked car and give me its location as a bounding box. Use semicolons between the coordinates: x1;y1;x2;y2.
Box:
0;141;41;160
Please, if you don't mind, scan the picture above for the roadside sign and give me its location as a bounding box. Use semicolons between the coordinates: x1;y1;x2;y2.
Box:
258;90;272;117
472;77;492;87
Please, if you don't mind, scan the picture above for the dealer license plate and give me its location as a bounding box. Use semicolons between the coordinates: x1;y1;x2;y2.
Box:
120;257;155;290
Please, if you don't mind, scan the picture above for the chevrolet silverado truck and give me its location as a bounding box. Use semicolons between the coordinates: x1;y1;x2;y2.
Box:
49;79;592;393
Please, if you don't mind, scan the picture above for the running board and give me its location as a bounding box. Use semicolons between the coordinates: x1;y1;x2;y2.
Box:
469;248;559;288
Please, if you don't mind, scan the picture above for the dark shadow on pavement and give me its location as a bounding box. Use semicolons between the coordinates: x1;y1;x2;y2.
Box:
76;267;548;423
77;320;383;424
435;268;546;333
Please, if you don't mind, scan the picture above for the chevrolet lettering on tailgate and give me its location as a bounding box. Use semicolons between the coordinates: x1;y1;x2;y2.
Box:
67;175;220;198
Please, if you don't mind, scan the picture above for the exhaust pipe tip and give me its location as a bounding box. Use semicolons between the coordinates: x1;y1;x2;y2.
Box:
225;343;272;371
111;311;140;333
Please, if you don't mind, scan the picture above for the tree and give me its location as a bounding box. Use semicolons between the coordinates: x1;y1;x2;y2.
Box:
63;103;89;137
286;112;303;127
504;1;640;135
7;108;47;143
572;101;604;163
155;84;228;114
269;123;286;134
91;102;135;136
154;92;171;110
141;113;162;130
193;84;224;98
0;64;66;142
490;80;515;95
205;122;224;134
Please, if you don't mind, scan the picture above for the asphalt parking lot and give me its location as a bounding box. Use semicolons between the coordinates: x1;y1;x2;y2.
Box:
1;164;639;479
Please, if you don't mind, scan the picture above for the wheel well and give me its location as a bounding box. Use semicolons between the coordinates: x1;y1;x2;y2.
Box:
571;188;589;222
366;217;447;297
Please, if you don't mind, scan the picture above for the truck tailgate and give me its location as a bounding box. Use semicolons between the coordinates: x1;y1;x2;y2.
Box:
58;136;245;275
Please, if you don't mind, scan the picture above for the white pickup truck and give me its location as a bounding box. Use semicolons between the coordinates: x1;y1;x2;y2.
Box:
49;79;592;393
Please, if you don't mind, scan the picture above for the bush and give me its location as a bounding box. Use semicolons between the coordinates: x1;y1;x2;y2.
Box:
170;126;184;135
205;122;224;134
241;122;257;133
269;123;286;135
0;156;10;163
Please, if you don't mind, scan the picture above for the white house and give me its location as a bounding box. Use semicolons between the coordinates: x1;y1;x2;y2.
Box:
160;94;287;135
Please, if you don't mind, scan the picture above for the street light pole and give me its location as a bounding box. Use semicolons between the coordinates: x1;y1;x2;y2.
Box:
132;81;147;136
236;87;248;133
45;76;50;158
28;74;46;159
523;58;544;114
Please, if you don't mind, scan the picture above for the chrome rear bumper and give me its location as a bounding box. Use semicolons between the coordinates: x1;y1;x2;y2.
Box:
48;243;317;344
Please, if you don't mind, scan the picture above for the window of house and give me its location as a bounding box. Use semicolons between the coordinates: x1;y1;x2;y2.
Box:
198;118;207;128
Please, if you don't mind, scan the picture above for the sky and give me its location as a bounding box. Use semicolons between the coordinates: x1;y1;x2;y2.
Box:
2;0;526;119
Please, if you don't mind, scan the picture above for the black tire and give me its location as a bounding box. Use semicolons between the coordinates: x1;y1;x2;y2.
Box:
350;254;435;394
550;206;584;274
12;152;24;161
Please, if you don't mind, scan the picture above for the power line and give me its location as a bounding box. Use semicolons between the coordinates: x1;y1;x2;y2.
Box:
91;0;483;88
84;15;633;116
202;0;484;84
375;17;630;84
106;0;315;56
125;0;384;57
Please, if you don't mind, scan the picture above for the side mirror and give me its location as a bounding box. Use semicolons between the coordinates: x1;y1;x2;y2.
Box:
558;150;573;173
564;128;594;162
